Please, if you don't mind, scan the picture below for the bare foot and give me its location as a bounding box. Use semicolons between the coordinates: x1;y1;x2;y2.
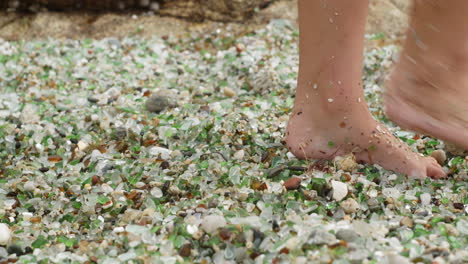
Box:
384;58;468;150
288;0;446;179
285;95;446;179
384;0;468;150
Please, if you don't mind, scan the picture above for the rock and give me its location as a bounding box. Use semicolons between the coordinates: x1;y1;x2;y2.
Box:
87;95;99;103
303;189;318;200
77;141;89;151
122;209;143;223
223;87;236;97
126;225;149;235
453;202;464;210
333;208;345;220
251;68;280;95
218;228;232;240
7;244;24;256
234;248;248;262
415;209;429;217
308;230;336;246
178;243;192;257
148;146;172;159
283;177;301;190
445;224;459;237
20;104;40;124
0;223;11;245
367;198;380;211
331;180;348;201
0;247;7;259
383;253;410;264
430;150;447;165
150;187;163;198
457;219;468;235
233;149;244;160
201;215;227;234
335;154;357;172
113;227;125;233
382;188;401;199
115;127;127;139
23;181;36;191
336;229;359;242
341;198;360;214
145;93;177;113
400;216;414;228
420;193;431;206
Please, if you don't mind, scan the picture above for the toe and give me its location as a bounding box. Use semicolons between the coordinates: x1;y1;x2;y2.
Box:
426;159;447;179
408;166;427;179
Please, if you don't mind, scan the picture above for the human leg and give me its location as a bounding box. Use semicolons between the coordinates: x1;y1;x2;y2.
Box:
285;0;446;178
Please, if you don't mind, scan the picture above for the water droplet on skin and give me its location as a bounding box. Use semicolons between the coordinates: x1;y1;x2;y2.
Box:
416;39;428;51
334;12;339;16
328;98;334;103
427;23;440;32
436;62;450;71
306;93;309;99
329;18;334;23
313;83;318;89
337;80;342;85
343;116;347;120
358;97;362;103
405;55;417;65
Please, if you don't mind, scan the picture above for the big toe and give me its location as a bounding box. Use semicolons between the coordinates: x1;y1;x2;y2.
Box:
426;158;447;179
407;157;446;179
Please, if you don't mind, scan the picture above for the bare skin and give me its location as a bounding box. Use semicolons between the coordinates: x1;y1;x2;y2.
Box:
285;0;446;179
385;0;468;150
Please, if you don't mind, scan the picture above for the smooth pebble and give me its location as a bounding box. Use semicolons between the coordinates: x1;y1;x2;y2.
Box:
201;215;227;234
0;223;11;245
331;180;348;201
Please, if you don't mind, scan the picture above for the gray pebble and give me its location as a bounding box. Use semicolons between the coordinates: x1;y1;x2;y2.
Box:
367;198;380;211
115;127;127;139
333;208;345;220
308;230;336;245
87;96;99;103
336;229;359;242
415;209;429;217
0;247;7;259
146;94;176;113
7;244;24;256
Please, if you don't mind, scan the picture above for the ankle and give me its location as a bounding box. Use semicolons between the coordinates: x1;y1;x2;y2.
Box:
295;86;365;116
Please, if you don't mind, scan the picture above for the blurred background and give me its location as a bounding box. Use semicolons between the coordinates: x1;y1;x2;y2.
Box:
0;0;409;41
